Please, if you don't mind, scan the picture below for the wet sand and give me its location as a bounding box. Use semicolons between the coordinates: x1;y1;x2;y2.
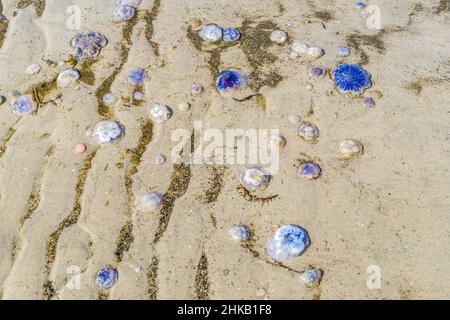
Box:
0;0;449;300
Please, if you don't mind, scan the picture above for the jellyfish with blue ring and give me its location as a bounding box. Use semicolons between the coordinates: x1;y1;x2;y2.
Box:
332;64;372;96
215;70;247;93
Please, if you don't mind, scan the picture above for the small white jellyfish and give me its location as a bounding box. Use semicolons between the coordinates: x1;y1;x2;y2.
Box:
300;268;323;288
240;166;271;192
306;47;325;59
270;29;288;44
154;154;166;165
177;102;191;111
305;83;314;91
11;95;35;116
191;84;204;95
339;139;364;159
230;224;250;241
149;103;173;123
26;63;41;75
198;24;223;42
291;41;309;55
298;123;319;142
133;91;144;101
113;5;136;21
266;224;310;262
338;46;351;57
269;134;287;150
103;92;117;106
57;68;80;88
92;120;125;144
256;288;266;297
140;192;164;210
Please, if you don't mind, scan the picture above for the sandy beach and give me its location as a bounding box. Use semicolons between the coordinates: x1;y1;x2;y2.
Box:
0;0;449;300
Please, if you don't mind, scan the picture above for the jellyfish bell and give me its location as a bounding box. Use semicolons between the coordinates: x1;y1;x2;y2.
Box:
215;70;247;95
95;267;118;290
92;120;125;144
266;224;311;261
332;64;372;96
239;166;271;192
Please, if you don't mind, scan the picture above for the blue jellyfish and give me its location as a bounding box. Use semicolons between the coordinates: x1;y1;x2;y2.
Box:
113;5;136;21
12;95;35;116
215;70;247;93
266;225;310;261
299;162;321;180
230;224;250;241
95;267;118;290
332;64;371;95
128;68;147;85
308;66;326;79
70;31;108;60
223;28;241;42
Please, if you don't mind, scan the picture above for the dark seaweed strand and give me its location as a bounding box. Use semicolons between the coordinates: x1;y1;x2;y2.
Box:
144;0;162;56
194;253;210;300
96;15;139;119
114;120;153;262
43;148;98;300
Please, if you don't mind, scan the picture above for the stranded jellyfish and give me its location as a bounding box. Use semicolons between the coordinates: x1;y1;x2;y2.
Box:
70;31;108;60
140;192;164;210
95;267;118;290
11;95;35;116
239;166;271;192
298;162;321;180
198;24;223;42
266;224;310;262
215;70;247;94
332;64;372;96
92;120;125;144
230;224;250;241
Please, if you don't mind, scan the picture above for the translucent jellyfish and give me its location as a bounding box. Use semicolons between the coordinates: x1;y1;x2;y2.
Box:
133;91;144;101
95;267;118;290
154;154;166;165
355;2;367;10
269;134;287;150
149;103;173;123
70;31;107;60
332;64;372;96
305;83;314;91
92;120;125;144
339;140;364;159
103;92;117;106
338;46;351;57
223;28;241;42
215;70;247;93
291;41;309;55
298;123;319;142
230;224;250;241
300;268;323;288
11;95;35;116
57;68;80;88
362;97;376;108
266;224;310;262
191;84;203;95
26;63;41;75
239;166;271;192
298;162;321;180
140;192;164;210
128;68;147;86
198;24;223;42
288;115;301;125
177;102;190;111
308;66;326;79
306;47;324;59
113;5;136;21
270;29;288;44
